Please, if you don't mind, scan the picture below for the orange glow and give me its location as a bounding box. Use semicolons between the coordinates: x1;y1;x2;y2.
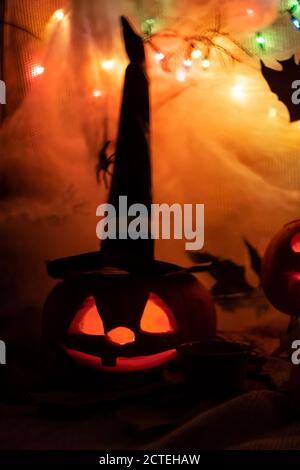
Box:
107;327;135;345
68;296;104;335
31;65;45;77
140;293;176;333
292;233;300;253
64;347;177;372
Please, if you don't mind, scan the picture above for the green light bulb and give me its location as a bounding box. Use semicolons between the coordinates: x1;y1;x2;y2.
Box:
291;4;300;17
256;32;266;48
142;18;156;35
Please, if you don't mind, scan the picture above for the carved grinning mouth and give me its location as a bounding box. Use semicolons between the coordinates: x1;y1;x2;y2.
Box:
64;347;177;372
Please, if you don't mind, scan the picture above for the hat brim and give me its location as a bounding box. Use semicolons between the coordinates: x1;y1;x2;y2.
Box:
46;251;189;279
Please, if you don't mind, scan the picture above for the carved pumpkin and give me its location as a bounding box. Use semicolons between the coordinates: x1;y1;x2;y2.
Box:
262;219;300;315
43;264;216;372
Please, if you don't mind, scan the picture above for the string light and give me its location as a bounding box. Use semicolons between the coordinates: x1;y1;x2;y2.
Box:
31;65;45;77
141;2;300;86
201;58;210;70
142;18;156;35
101;60;115;71
93;90;103;98
291;16;300;29
154;52;165;62
231;83;246;102
183;58;192;68
256;32;266;48
139;3;300;85
54;9;64;21
268;107;278;119
176;69;186;82
287;0;300;29
290;1;300;16
191;48;202;60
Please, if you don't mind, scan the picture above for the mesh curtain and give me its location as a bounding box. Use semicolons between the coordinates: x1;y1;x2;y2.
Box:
1;0;64;119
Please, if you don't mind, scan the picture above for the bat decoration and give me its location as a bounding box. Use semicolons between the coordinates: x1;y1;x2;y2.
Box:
189;239;262;297
243;238;262;279
261;57;300;122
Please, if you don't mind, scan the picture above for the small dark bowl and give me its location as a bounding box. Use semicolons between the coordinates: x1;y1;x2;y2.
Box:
177;340;250;398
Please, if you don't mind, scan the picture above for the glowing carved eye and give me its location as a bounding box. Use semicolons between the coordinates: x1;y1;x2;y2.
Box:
140;293;177;334
291;233;300;253
69;296;104;335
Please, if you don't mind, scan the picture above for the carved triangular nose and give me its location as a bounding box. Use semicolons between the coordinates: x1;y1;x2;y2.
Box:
106;327;135;345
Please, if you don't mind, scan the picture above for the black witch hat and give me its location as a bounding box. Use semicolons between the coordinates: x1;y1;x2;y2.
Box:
101;17;153;261
47;18;208;279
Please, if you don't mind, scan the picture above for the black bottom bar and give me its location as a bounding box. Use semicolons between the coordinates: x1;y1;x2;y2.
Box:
0;451;300;468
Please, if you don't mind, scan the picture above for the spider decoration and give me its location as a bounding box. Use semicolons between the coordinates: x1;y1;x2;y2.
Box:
96;140;115;189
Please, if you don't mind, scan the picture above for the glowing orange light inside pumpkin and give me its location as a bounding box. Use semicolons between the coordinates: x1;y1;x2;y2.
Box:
65;294;178;372
70;293;176;337
291;233;300;253
107;327;135;345
65;348;177;372
69;296;104;335
140;293;176;333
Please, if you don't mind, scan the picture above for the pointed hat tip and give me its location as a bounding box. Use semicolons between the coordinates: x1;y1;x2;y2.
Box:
120;16;134;34
120;16;128;27
120;16;145;64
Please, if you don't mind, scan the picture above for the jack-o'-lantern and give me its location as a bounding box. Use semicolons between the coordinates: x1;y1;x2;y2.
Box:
42;18;216;373
43;262;216;372
262;219;300;315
